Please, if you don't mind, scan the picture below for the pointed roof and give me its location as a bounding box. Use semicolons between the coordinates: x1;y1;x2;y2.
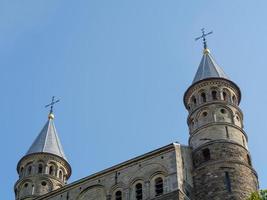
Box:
26;113;67;161
192;49;229;83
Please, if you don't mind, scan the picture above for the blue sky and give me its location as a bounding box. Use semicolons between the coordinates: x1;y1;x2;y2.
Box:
1;0;266;199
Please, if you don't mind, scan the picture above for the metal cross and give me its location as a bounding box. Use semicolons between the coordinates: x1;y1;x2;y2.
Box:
45;96;60;114
195;28;213;49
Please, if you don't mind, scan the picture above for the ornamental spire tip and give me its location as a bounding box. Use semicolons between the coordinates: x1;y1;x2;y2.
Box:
45;96;60;119
195;28;213;53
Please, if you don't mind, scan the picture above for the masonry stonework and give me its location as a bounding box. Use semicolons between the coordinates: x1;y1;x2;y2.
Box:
14;44;259;200
184;48;259;199
33;144;193;200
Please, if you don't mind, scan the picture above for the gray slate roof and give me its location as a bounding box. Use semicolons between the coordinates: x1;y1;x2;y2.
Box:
193;50;228;83
26;117;67;160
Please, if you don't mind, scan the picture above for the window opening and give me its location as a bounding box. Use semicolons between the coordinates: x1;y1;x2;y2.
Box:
155;177;164;196
41;181;47;186
225;126;229;139
223;92;227;101
202;148;210;161
115;191;122;200
212;91;218;100
201;93;206;103
135;183;143;200
59;170;63;180
202;112;208;117
224;172;232;193
38;164;43;174
49;166;54;175
28;166;32;175
192;96;197;105
20;167;24;175
247;154;252;166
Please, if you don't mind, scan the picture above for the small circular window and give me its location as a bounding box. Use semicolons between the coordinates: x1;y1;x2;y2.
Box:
220;109;226;114
202;112;208;117
41;181;47;186
24;183;28;188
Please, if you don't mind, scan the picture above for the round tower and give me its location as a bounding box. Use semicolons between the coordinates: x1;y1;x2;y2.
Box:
14;112;71;200
184;40;258;199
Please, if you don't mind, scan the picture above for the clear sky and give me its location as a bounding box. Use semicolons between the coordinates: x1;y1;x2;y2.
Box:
1;0;266;199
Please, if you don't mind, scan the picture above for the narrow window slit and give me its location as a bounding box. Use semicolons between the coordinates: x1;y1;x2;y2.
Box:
202;148;211;161
224;172;232;193
225;126;229;139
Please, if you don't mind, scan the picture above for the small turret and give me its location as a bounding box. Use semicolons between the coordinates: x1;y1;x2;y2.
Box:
14;98;71;200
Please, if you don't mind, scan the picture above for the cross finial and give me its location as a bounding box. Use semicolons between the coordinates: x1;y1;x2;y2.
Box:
195;28;213;50
45;96;60;119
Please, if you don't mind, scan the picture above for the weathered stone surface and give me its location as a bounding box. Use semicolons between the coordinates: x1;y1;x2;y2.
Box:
193;162;258;200
184;78;259;200
33;144;193;200
14;153;71;200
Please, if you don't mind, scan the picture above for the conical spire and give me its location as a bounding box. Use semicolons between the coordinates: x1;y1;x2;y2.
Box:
26;113;67;160
193;29;229;83
192;49;228;83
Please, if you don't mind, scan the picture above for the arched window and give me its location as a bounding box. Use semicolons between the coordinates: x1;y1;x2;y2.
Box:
27;166;32;175
135;183;143;200
20;167;24;176
212;91;218;100
223;92;227;101
115;191;122;200
191;96;197;105
38;164;43;174
49;166;54;175
155;177;163;196
201;92;207;103
59;170;63;180
202;148;211;161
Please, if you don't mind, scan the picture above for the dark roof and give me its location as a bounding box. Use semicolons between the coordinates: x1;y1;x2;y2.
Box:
26;116;67;160
193;49;228;83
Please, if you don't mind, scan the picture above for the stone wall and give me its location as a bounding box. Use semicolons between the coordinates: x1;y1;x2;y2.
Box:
192;141;258;200
34;143;193;200
184;78;259;200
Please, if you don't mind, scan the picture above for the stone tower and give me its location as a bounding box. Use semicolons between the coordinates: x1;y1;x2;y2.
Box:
184;42;259;199
14;112;71;200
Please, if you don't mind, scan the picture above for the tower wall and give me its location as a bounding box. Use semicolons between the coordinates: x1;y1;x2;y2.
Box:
184;78;259;200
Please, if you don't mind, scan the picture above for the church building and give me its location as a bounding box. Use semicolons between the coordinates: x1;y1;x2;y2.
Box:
14;33;259;200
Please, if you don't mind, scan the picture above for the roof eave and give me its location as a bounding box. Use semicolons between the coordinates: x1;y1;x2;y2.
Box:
17;152;72;179
183;77;242;107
